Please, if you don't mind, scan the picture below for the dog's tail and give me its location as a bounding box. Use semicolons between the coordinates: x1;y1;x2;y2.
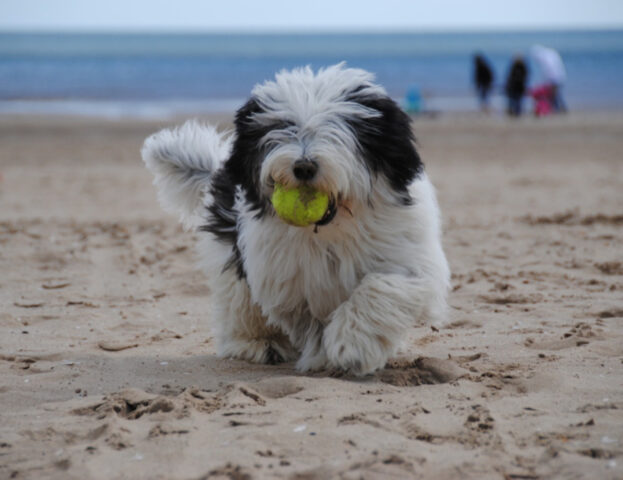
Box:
141;120;232;229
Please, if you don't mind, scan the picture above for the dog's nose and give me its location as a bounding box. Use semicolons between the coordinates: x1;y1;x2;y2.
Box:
292;158;318;181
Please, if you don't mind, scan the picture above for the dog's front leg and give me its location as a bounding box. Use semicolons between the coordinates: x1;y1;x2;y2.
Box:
322;272;429;376
267;312;328;372
293;320;328;372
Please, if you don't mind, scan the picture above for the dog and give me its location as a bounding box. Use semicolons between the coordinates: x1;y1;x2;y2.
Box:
142;64;450;375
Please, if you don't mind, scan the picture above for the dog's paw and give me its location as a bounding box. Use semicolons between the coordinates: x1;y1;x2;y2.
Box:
295;346;328;372
218;336;297;365
265;345;286;365
322;321;387;376
262;340;299;365
293;330;329;372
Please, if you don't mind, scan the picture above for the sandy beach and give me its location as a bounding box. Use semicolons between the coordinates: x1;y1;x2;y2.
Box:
1;112;622;479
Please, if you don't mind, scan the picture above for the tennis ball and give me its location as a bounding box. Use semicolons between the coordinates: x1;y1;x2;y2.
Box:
271;183;329;227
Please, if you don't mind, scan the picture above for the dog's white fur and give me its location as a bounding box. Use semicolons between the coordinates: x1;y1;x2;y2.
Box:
142;64;450;375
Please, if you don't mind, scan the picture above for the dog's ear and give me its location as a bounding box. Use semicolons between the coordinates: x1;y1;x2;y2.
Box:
348;93;423;204
234;97;263;127
224;97;268;212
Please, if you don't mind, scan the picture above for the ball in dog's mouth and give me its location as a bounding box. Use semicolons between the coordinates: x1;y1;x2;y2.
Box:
271;183;331;227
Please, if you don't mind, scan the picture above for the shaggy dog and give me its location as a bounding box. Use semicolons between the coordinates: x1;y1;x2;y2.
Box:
142;64;450;375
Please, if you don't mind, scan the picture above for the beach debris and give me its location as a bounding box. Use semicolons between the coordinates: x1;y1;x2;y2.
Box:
14;302;44;308
293;425;307;433
42;282;70;290
238;386;266;406
97;340;138;352
150;328;182;341
66;300;99;307
61;360;81;366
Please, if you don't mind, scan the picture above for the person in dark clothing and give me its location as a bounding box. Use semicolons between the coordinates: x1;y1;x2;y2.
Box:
473;53;494;112
505;56;529;117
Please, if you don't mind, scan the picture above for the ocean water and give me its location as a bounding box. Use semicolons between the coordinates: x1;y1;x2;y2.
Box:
1;30;622;117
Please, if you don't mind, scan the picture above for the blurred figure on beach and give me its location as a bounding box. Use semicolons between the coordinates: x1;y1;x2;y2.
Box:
473;53;494;113
404;85;423;114
530;84;555;116
530;44;567;113
505;55;529;117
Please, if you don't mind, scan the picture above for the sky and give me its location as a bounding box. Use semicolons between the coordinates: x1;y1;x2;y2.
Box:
2;0;623;32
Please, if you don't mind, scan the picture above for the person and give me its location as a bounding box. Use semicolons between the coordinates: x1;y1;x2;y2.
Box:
404;85;423;114
530;84;555;116
505;55;529;117
473;53;494;113
530;44;567;113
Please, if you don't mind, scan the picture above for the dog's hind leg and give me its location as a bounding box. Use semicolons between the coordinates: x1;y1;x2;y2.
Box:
212;269;297;365
322;272;438;376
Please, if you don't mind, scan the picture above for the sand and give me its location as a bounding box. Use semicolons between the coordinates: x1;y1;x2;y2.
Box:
0;112;622;480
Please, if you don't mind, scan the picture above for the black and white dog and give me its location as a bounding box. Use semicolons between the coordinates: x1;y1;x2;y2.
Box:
142;64;450;375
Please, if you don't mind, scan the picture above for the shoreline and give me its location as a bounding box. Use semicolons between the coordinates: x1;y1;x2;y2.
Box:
3;107;623;126
2;96;622;120
2;108;623;129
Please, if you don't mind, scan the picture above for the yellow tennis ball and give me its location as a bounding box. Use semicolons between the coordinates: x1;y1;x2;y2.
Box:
271;183;329;227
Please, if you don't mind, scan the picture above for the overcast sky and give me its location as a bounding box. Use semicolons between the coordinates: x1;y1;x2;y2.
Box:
2;0;623;32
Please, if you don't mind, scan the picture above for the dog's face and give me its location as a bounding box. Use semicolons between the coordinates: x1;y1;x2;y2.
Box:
227;64;423;223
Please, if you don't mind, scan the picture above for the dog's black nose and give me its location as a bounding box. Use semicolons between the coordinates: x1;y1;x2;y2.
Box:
293;158;318;181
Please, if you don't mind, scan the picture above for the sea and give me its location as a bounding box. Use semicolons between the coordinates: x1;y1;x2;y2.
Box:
1;30;622;118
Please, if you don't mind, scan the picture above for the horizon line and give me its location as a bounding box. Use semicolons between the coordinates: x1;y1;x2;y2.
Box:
2;25;623;35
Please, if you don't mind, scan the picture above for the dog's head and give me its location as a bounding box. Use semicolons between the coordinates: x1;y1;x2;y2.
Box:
227;63;423;224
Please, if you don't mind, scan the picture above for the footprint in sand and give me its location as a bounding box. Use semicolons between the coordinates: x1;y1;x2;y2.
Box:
251;377;305;399
377;357;467;387
72;387;222;420
220;378;305;412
